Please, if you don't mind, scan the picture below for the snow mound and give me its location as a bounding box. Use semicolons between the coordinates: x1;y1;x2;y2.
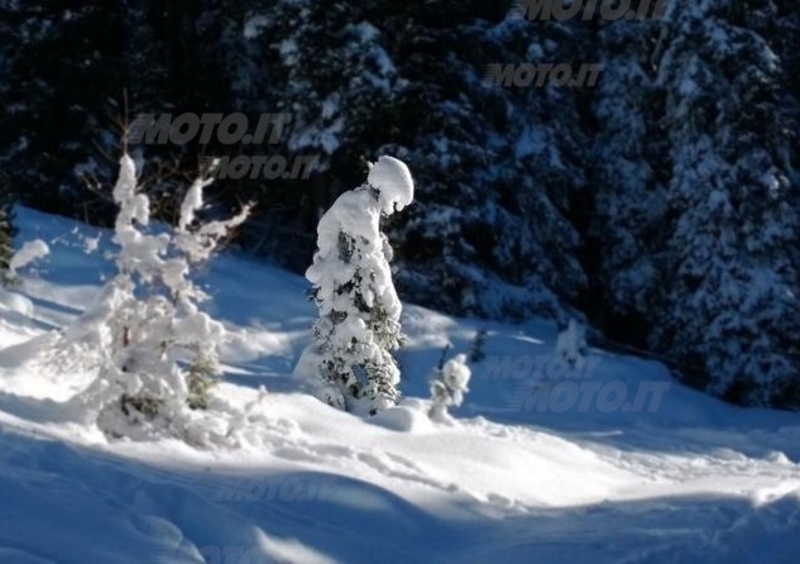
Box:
371;402;432;433
9;239;49;275
0;288;33;317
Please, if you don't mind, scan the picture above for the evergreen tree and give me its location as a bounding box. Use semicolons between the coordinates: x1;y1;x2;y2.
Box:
0;1;128;219
585;0;800;409
302;156;413;415
229;1;590;323
226;0;401;264
0;169;15;285
647;0;800;407
585;12;669;342
0;1;230;224
379;3;589;321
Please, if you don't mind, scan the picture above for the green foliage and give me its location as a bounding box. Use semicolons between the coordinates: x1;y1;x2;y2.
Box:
120;393;164;421
186;351;222;411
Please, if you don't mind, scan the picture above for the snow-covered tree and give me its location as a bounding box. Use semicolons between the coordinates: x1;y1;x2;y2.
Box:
0;2;129;220
302;155;413;415
428;353;471;422
0;0;232;225
382;6;589;322
555;319;588;368
773;0;800;101
646;0;800;407
230;1;591;323
586;13;669;342
242;0;398;171
0;169;15;286
222;0;402;265
71;154;250;440
583;0;800;409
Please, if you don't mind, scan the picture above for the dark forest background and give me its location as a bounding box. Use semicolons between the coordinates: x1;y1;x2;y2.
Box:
0;0;799;409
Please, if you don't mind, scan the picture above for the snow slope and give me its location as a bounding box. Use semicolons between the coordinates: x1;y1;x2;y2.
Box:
1;207;799;563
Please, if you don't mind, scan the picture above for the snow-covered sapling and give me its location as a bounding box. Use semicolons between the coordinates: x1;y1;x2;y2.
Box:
303;155;414;415
555;318;588;369
0;172;17;287
72;154;250;439
469;329;488;362
428;353;471;422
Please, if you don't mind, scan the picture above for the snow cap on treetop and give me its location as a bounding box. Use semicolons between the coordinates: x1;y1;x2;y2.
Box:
367;156;414;214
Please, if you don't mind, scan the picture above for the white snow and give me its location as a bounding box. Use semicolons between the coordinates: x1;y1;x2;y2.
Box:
8;238;49;275
367;155;415;214
0;206;799;563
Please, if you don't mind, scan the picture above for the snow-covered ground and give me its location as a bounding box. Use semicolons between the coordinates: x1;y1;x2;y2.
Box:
1;207;799;564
